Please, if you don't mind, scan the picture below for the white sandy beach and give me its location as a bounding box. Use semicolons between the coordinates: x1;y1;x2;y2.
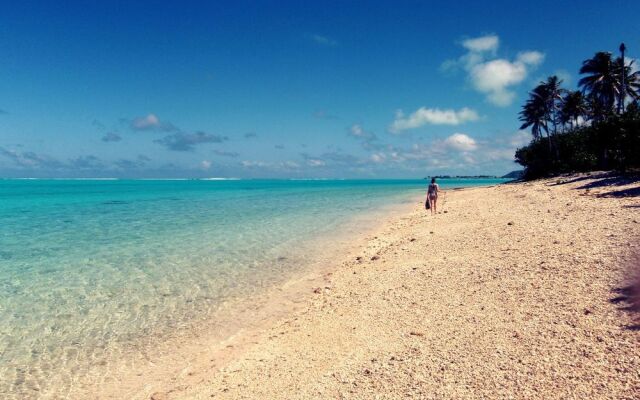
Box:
122;173;640;400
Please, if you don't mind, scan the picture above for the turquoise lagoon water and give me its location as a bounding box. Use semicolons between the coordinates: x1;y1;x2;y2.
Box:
0;178;506;397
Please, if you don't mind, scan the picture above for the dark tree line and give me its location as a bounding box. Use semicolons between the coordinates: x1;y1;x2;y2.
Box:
515;46;640;179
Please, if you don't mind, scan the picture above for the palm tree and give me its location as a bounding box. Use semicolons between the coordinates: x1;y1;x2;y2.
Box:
520;76;564;138
614;56;640;109
559;90;588;128
520;76;566;160
519;96;548;140
579;52;619;118
539;76;565;135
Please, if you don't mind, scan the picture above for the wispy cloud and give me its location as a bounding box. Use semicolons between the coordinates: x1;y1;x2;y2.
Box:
229;128;523;176
508;130;532;147
0;147;154;173
154;131;228;151
200;160;212;170
313;110;339;120
244;132;258;139
101;132;122;142
348;124;382;150
239;160;302;171
443;34;544;107
275;144;285;150
310;34;337;47
388;107;479;133
214;149;239;158
92;119;105;130
301;151;359;167
69;155;104;170
240;160;270;168
348;124;375;140
462;34;499;53
114;155;150;170
0;109;8;115
129;113;178;132
0;147;65;169
339;129;525;174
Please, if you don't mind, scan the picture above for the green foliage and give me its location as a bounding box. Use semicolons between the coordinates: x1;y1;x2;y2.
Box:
515;46;640;179
516;105;640;179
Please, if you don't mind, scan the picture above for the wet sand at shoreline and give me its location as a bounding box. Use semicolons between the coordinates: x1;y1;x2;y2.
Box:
146;174;637;399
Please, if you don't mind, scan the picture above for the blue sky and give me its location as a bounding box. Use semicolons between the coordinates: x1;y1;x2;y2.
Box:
0;0;638;178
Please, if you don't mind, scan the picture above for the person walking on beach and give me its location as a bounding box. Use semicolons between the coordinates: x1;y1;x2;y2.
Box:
427;178;439;215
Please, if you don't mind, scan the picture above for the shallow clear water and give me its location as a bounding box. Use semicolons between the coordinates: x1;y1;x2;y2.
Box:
0;178;506;398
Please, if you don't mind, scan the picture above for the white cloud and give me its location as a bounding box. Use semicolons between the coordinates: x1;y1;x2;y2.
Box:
508;130;532;147
357;130;526;173
241;160;269;168
443;133;477;151
469;52;544;107
130;114;177;131
132;114;159;129
370;153;386;163
349;124;371;138
239;160;303;171
311;34;337;47
200;160;212;170
446;34;545;107
516;51;544;65
461;153;476;164
348;124;380;150
484;148;516;162
280;161;300;169
154;131;228;151
307;159;326;167
388;107;479;133
462;34;499;53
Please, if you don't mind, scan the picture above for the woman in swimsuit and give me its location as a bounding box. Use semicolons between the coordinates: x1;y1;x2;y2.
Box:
427;177;439;215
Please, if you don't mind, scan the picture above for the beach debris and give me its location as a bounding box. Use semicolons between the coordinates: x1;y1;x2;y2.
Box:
409;331;424;337
507;222;514;226
150;392;168;400
371;255;380;261
312;287;322;294
410;238;416;242
356;256;363;262
429;231;434;234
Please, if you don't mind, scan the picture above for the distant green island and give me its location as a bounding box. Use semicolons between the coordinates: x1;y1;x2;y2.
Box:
431;175;497;179
500;170;524;179
424;173;521;179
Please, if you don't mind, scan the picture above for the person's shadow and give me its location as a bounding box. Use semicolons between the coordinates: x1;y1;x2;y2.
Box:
611;283;640;331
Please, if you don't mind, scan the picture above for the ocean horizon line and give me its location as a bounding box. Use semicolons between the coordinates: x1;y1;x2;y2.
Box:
0;176;507;181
